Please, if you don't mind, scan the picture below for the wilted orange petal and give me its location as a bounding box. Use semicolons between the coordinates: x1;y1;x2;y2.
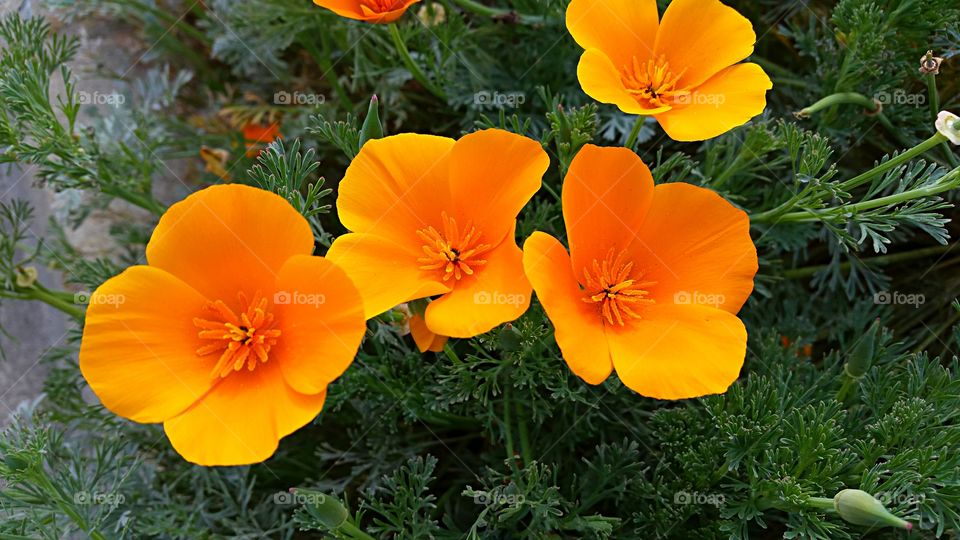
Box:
566;0;659;68
79;266;214;423
606;303;747;399
409;313;447;352
164;359;327;466
654;0;757;89
326;232;451;319
522;232;612;384
269;255;366;395
654;63;772;142
447;129;549;245
630;183;757;314
562;145;654;282
424;235;531;338
146;184;314;304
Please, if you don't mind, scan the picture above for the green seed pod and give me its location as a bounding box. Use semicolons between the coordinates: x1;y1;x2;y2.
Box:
833;489;912;530
292;488;348;529
498;323;523;352
844;319;879;379
358;95;383;150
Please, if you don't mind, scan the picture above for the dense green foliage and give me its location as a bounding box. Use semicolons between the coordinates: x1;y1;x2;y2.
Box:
1;0;959;537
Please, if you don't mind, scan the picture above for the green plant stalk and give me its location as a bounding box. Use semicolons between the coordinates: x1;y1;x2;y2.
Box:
795;92;879;118
2;285;84;321
624;116;644;150
337;520;376;540
502;384;516;469
515;398;532;466
387;23;446;100
783;244;951;279
447;0;546;24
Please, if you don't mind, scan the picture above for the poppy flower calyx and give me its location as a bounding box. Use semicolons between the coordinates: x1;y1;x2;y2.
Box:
194;291;282;378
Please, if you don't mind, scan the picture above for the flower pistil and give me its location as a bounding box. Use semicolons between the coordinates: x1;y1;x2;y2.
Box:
194;291;281;378
416;211;491;282
581;248;656;326
620;56;689;109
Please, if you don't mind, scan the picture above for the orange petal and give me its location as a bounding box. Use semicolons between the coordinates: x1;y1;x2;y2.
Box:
313;0;419;23
576;49;671;116
522;232;612;384
424;234;531;338
606;303;747;399
448;129;549;244
566;0;659;68
654;63;771;141
164;360;327;466
409;314;447;352
270;255;366;395
326;232;451;319
336;133;454;246
654;0;757;89
630;183;757;314
146;184;314;304
79;266;213;423
562;144;654;282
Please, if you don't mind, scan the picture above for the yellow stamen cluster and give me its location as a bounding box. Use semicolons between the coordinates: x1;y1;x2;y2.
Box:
620;56;689;108
417;211;491;282
194;291;281;379
581;248;656;326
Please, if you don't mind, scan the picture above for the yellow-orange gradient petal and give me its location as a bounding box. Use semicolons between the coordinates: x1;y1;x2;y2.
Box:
447;129;549;244
326;232;451;319
410;314;447;352
522;232;612;384
606;303;747;399
164;359;327;466
576;49;672;116
629;183;757;314
654;0;757;89
146;184;314;305
424;235;531;338
269;255;366;395
313;0;420;23
336;134;454;245
563;145;654;281
566;0;659;68
654;63;772;142
79;266;214;423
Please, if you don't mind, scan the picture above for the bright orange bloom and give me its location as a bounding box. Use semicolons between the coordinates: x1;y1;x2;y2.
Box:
242;122;281;158
312;0;420;23
79;185;365;466
409;313;448;352
522;145;757;399
566;0;772;141
326;129;549;338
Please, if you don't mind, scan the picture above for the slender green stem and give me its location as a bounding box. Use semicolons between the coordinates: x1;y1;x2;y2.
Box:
387;23;446;100
446;0;546;24
8;286;84;321
442;343;462;365
624;116;644;150
783;244;951;279
502;384;516;469
337;520;376;540
925;73;940;124
807;497;836;511
795;92;879;118
836;375;856;402
515;398;532;467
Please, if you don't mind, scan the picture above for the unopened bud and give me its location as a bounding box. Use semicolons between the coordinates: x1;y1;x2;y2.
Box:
290;488;348;529
498;323;523;352
15;266;38;288
834;489;912;530
844;319;879;379
358;95;382;151
935;111;960;145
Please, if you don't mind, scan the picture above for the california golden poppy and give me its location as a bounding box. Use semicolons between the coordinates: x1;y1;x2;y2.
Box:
79;184;365;466
566;0;772;141
326;128;549;338
312;0;420;23
242;122;282;158
522;145;757;399
409;312;448;352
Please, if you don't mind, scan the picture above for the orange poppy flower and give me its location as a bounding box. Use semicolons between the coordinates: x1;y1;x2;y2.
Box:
522;145;757;399
312;0;420;23
566;0;772;141
79;184;365;466
242;122;281;157
409;313;448;352
326;128;549;338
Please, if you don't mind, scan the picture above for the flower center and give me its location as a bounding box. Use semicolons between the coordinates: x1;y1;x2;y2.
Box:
416;211;491;282
194;291;281;379
581;248;656;327
620;56;689;108
359;0;403;14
